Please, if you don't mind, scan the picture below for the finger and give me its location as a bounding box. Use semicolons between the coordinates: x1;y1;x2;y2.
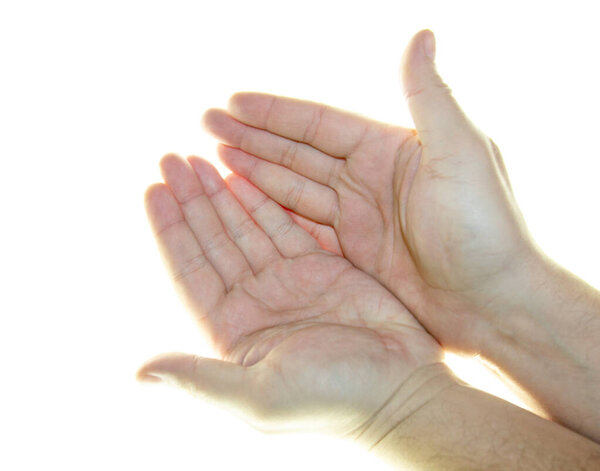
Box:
187;156;280;273
159;154;252;290
227;92;376;158
203;108;343;187
144;183;225;313
226;175;321;258
218;145;339;226
137;352;264;424
401;29;485;156
287;211;343;255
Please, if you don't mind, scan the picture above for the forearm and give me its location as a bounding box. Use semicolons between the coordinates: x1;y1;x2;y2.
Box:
485;252;600;441
355;364;600;470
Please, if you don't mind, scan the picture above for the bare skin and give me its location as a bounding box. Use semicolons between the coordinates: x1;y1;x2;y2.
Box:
202;32;530;355
365;379;600;470
202;29;600;440
138;154;600;470
137;154;443;436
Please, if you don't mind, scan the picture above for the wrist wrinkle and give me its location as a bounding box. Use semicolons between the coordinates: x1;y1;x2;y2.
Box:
487;258;600;371
352;362;459;451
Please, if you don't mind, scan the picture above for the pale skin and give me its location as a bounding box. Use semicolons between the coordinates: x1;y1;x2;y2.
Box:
138;155;600;470
138;153;445;436
202;29;600;441
138;29;600;468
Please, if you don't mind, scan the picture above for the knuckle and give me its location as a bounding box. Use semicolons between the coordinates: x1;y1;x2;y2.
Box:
302;104;326;144
270;217;295;240
245;156;260;183
203;231;231;255
229;218;256;242
284;179;305;210
172;253;209;282
281;141;299;169
326;159;341;187
325;198;340;226
238;125;250;150
248;193;270;215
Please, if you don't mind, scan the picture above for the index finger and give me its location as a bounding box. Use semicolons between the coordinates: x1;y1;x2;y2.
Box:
227;92;373;158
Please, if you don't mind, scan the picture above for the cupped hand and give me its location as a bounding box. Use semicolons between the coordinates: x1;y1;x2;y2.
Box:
202;30;537;353
137;154;443;436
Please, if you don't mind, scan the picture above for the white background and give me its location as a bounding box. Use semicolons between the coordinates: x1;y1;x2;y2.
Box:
1;1;599;469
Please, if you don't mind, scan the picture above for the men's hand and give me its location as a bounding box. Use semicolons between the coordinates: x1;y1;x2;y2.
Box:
202;30;600;442
202;30;533;354
137;154;443;436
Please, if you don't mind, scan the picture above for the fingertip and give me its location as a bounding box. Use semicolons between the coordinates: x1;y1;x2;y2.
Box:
226;173;258;202
227;92;251;112
143;181;166;210
216;142;232;160
136;368;163;383
224;171;244;192
421;29;436;61
217;144;251;174
216;142;231;155
414;29;436;62
136;354;169;383
159;152;182;170
143;183;180;231
185;154;203;169
224;172;245;186
224;171;256;200
201;108;228;134
144;182;167;202
159;152;187;182
137;352;189;377
401;29;435;82
187;157;226;196
227;92;270;121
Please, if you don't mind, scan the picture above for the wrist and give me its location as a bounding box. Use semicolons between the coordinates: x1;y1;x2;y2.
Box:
349;362;459;451
487;249;600;365
363;376;600;470
481;248;600;441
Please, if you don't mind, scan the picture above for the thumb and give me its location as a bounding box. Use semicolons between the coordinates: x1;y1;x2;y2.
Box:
137;352;259;418
401;30;481;152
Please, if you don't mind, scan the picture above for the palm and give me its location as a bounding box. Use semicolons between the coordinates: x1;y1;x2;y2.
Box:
323;126;414;283
143;154;441;435
203;89;531;351
332;123;525;291
201;101;413;282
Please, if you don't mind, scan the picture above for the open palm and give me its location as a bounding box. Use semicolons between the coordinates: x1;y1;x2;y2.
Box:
138;154;442;436
203;30;535;353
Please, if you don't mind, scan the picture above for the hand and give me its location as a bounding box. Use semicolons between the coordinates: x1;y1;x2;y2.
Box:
201;30;537;354
137;154;443;437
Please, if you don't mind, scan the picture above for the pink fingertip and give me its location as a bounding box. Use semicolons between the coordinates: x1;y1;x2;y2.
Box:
136;369;163;384
188;157;225;196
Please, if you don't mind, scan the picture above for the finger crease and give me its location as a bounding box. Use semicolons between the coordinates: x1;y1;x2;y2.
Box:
284;178;306;210
326;159;342;187
229;218;256;242
154;218;186;238
245;155;260;182
270;216;295;240
282;141;300;169
179;191;206;207
202;231;232;255
345;122;371;157
302;104;326;145
173;253;209;282
248;193;272;215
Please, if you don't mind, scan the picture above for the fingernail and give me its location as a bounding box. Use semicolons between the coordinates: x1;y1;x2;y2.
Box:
137;371;163;383
423;30;436;61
